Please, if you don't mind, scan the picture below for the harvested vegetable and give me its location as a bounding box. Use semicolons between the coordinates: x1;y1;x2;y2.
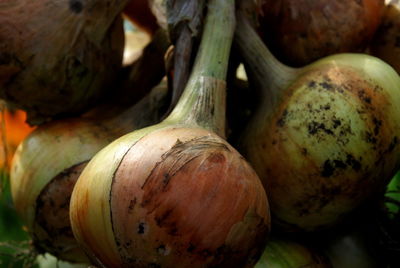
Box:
235;11;400;231
0;0;128;124
70;0;270;267
258;0;385;66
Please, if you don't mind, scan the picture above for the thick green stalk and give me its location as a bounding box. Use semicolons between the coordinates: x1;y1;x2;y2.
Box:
235;12;299;108
165;0;235;137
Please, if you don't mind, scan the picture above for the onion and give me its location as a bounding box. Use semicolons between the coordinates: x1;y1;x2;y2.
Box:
258;0;385;66
370;0;400;74
255;238;330;267
0;0;129;124
235;12;400;232
10;48;169;262
70;1;270;267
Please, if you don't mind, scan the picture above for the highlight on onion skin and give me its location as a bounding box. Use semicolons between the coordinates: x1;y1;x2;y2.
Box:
0;0;128;125
235;12;400;232
70;0;271;266
258;0;385;66
10;83;168;263
370;0;400;74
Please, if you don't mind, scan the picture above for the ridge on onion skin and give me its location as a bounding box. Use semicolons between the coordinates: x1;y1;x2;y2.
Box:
0;0;129;124
235;11;400;232
70;0;271;267
10;81;168;263
258;0;385;66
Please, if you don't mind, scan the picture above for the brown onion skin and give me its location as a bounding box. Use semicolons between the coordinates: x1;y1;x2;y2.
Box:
71;127;271;268
370;0;400;74
34;162;88;262
0;0;125;124
258;0;385;66
123;0;159;35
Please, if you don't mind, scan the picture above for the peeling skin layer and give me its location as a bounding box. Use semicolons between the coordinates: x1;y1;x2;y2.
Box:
0;0;126;124
34;162;88;262
110;128;270;268
245;64;400;231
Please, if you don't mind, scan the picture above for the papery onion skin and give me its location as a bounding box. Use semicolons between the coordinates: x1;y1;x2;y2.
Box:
70;127;270;268
259;0;385;66
0;0;126;124
241;54;400;231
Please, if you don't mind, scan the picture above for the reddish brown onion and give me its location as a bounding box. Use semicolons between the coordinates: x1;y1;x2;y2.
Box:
258;0;385;66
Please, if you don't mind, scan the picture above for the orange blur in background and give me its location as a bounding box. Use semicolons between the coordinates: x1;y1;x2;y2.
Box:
0;109;35;173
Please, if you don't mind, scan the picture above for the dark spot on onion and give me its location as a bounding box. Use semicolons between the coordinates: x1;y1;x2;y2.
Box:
69;0;83;14
187;243;196;253
373;117;382;135
386;136;398;153
277;109;288;127
308;122;334;136
157;245;166;255
322;160;335;177
319;81;334;90
332;119;341;128
137;222;146;234
308;80;316;88
345;154;361;171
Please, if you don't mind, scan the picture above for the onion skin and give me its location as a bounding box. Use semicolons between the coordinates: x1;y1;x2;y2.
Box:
370;0;400;74
70;126;270;268
0;0;127;124
236;14;400;232
259;0;385;66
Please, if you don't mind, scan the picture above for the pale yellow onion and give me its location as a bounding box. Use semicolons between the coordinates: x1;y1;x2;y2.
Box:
70;0;270;267
236;12;400;231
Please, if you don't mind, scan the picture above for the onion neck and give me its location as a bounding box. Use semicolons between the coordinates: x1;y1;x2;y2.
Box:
164;0;235;138
235;12;299;109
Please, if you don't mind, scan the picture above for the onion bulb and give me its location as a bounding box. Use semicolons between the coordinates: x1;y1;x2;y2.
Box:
258;0;385;66
10;75;168;262
0;0;128;124
70;1;270;267
235;12;400;232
